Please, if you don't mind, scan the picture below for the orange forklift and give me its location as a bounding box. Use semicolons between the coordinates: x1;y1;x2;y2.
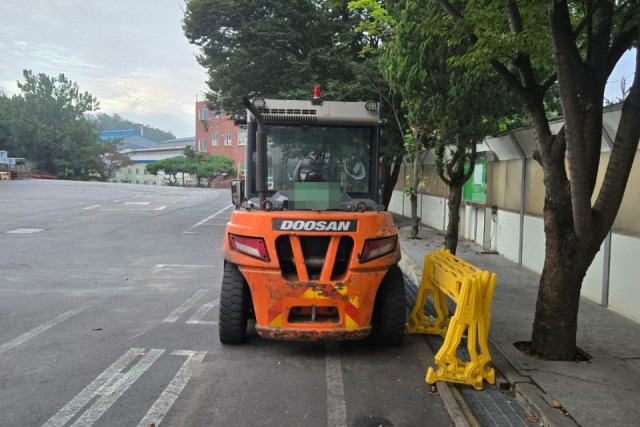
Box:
220;88;406;345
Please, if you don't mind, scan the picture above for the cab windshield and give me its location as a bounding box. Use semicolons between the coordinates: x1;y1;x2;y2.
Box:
265;125;374;195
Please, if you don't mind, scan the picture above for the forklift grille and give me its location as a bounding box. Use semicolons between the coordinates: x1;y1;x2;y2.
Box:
275;235;354;281
275;235;296;278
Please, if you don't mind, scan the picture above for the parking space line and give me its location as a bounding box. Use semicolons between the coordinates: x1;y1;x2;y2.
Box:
96;208;165;211
183;204;233;234
0;300;100;356
43;349;143;426
137;350;207;427
44;348;164;427
43;348;147;426
325;343;347;427
186;299;219;325
70;349;164;427
163;289;209;323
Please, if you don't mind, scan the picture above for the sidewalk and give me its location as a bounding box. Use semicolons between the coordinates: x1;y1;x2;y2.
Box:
396;221;640;427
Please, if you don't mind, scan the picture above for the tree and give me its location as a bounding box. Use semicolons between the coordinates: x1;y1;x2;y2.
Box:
184;0;372;110
98;140;133;181
182;146;235;186
431;71;519;254
10;70;102;175
352;59;408;209
146;150;235;187
0;92;22;155
432;1;640;359
146;157;187;185
197;154;236;187
183;0;405;207
360;0;520;246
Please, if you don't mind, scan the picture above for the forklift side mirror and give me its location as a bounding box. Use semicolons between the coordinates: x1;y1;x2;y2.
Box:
231;180;245;207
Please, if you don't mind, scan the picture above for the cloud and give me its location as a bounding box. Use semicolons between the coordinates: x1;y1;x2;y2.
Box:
0;1;207;137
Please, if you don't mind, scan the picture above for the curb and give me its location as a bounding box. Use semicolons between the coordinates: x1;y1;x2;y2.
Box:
413;336;475;427
488;342;577;427
399;249;576;427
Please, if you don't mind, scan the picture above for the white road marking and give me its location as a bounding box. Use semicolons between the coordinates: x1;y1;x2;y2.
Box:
183;204;233;234
162;289;209;323
95;208;164;211
72;349;164;427
0;300;99;356
186;299;219;325
154;264;216;269
0;287;133;297
5;228;46;234
325;343;348;427
137;350;207;427
42;348;164;427
83;205;100;210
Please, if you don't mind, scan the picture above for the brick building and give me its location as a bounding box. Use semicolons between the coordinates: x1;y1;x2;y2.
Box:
195;101;247;177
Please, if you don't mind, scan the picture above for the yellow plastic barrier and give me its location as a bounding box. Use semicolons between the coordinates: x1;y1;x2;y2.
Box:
407;249;497;390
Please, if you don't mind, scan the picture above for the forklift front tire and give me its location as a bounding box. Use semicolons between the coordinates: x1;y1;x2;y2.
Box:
219;262;251;344
371;265;406;346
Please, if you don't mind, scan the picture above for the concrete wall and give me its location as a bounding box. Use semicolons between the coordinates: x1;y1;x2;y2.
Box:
390;189;640;323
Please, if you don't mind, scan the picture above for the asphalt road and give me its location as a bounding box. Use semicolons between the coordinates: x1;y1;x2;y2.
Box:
0;180;452;427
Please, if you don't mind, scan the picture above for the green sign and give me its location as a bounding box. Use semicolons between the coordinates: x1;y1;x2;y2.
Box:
462;157;487;204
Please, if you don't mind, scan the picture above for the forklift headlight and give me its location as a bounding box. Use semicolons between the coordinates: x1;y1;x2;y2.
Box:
252;97;266;108
229;234;270;261
360;236;397;263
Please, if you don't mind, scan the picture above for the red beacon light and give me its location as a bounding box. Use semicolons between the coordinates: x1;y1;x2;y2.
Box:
312;85;323;105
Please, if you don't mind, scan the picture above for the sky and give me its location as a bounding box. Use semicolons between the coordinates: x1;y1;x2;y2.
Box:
0;2;636;139
0;0;208;138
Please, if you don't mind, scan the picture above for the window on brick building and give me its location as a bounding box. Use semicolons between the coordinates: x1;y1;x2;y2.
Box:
199;139;207;151
199;108;208;120
224;132;232;146
237;129;247;145
212;133;218;146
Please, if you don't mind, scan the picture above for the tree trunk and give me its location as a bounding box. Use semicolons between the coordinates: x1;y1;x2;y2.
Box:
531;213;599;359
531;253;584;360
410;193;420;239
445;185;462;255
530;147;599;360
381;156;402;208
409;149;421;239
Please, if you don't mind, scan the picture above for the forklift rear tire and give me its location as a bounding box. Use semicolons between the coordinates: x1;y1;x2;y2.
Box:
219;262;251;344
371;265;406;346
